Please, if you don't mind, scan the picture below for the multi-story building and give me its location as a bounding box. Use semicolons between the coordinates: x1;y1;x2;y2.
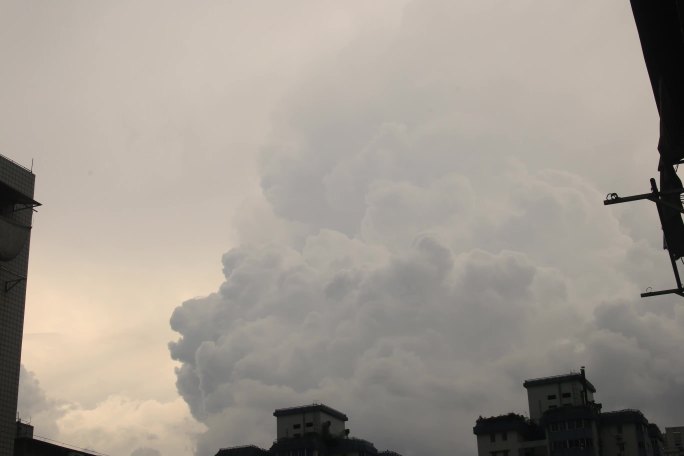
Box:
274;404;349;441
648;424;665;456
598;410;654;456
523;372;596;422
474;369;667;456
473;412;547;456
215;403;400;456
0;155;39;456
664;427;684;456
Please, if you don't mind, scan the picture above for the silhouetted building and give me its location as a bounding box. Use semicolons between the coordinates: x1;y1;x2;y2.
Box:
216;445;269;456
664;427;684;456
648;424;665;456
523;372;596;422
473;412;547;456
598;410;654;456
474;369;666;456
14;421;101;456
274;404;349;440
214;404;402;456
0;155;39;456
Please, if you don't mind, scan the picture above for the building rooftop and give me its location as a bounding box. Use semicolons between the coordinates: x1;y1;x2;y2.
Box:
273;404;348;422
0;153;33;174
649;423;664;440
474;413;533;435
599;409;648;426
216;445;268;456
523;372;596;393
14;436;104;456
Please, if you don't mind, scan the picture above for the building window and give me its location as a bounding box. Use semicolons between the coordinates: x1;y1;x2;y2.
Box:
551;423;559;431
306;422;313;428
547;394;557;400
618;443;625;452
502;432;508;441
553;440;569;449
562;392;572;398
568;421;575;430
549;405;557;409
491;434;496;443
617;424;623;434
293;424;301;429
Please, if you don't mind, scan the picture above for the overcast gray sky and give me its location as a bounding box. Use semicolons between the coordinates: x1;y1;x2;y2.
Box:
5;1;684;456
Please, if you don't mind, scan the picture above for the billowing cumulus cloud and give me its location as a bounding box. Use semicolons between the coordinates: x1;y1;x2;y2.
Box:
18;365;201;455
169;1;684;455
17;365;63;438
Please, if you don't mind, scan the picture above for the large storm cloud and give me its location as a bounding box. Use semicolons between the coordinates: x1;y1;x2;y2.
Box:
169;1;684;455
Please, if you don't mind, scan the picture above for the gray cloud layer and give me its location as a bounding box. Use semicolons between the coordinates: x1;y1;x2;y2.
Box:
169;1;684;455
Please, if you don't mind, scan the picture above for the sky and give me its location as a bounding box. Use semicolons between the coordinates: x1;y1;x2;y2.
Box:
3;1;684;455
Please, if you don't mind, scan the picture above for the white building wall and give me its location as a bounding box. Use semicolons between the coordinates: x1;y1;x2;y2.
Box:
526;381;593;422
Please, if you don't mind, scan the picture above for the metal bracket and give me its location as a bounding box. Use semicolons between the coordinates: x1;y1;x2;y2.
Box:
0;265;27;293
604;178;684;299
4;277;25;292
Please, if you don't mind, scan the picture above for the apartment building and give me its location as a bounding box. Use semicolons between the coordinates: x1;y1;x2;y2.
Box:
215;404;400;456
664;427;684;456
474;369;668;456
0;155;39;456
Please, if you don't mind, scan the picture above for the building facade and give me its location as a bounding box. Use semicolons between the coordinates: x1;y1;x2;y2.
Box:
274;404;349;441
215;404;401;456
664;427;684;456
524;372;596;422
598;410;654;456
474;369;667;456
0;155;39;456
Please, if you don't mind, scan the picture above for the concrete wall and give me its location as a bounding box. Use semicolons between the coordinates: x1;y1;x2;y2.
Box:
276;411;346;440
664;427;684;456
526;381;594;422
477;430;548;456
599;422;652;456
